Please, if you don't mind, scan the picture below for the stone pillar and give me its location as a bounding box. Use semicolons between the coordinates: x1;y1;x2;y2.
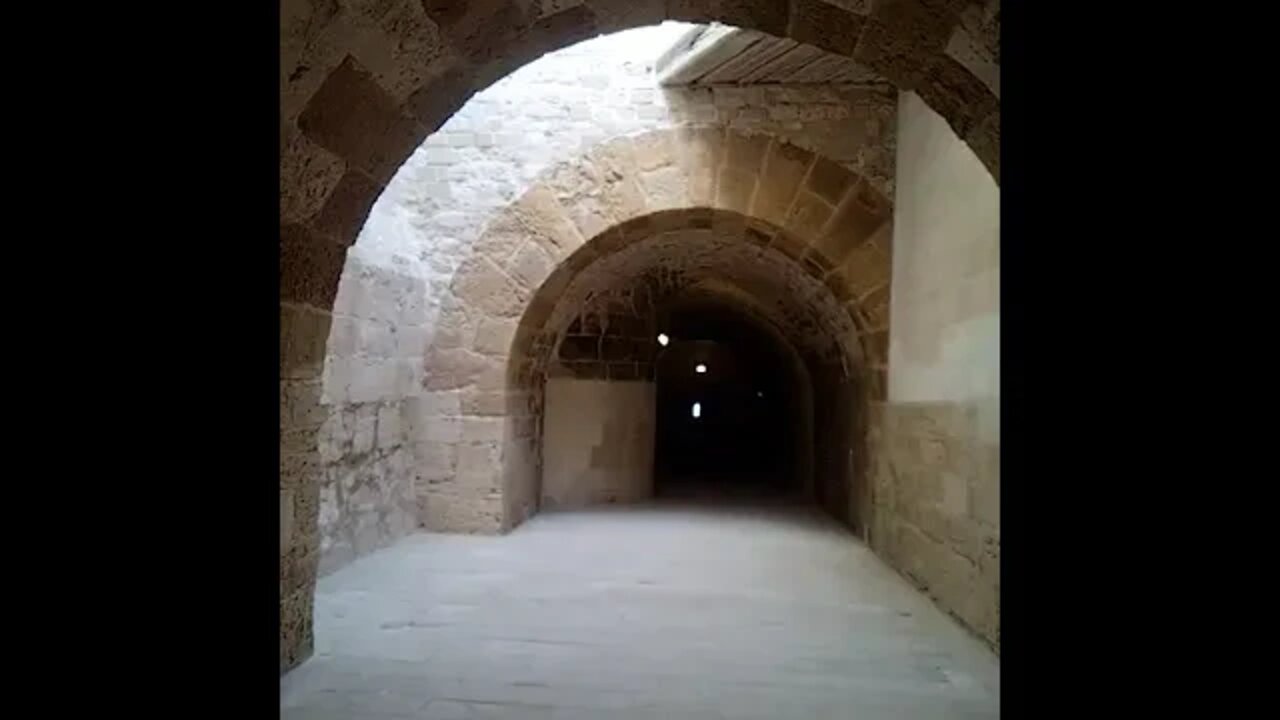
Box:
280;301;330;673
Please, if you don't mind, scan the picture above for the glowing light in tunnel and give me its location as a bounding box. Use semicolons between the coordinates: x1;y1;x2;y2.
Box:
695;363;707;374
657;333;669;346
692;402;701;418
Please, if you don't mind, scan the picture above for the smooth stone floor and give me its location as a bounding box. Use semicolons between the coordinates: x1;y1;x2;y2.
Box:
282;501;999;719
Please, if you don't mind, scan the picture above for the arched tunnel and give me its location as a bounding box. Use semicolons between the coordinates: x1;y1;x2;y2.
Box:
280;11;1001;718
652;295;807;499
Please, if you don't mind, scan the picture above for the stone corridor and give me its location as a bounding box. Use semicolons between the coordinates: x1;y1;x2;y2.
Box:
281;502;999;719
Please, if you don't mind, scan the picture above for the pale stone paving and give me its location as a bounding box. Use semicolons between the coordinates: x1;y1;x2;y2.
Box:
281;502;999;718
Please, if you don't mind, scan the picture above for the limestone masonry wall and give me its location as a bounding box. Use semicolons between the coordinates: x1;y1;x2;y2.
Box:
542;378;657;508
870;91;999;649
280;0;999;673
316;24;898;574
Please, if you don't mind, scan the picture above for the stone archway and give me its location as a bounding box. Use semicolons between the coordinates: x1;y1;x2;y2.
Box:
416;126;894;535
282;0;998;313
281;3;1000;668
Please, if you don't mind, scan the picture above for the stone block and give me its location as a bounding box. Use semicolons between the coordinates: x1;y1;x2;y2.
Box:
666;0;788;36
280;586;315;673
788;0;866;56
423;347;493;390
461;389;508;416
835;220;892;296
281;0;346;124
377;402;403;447
917;52;998;139
965;109;999;184
462;416;505;442
281;223;346;308
675;126;724;206
281;302;334;379
970;444;999;525
585;0;664;34
805;156;857;206
508;183;586;262
280;124;346;224
723;131;770;174
353;408;378;454
356;0;449;104
507;240;554;290
297;55;426;184
860;283;890;329
751;141;813;226
280;448;321;491
473;317;519;356
631;130;678;171
311;168;382;246
639;165;689;210
715;167;758;215
451;256;529;319
783;190;835;241
852;0;960;90
406;63;476;131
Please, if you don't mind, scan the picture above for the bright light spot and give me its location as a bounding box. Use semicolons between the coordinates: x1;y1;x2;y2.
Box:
757;390;764;398
657;333;669;346
691;402;701;418
695;363;707;374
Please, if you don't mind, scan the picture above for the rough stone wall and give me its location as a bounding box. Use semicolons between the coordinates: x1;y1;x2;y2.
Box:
315;23;889;570
319;23;898;558
551;289;660;382
280;0;999;672
870;91;999;649
279;302;329;672
312;253;426;573
354;22;897;339
542;378;657;508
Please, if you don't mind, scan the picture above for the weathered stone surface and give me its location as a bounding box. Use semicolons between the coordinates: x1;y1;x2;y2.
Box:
805;156;857;206
472;317;519;356
585;0;664;33
788;0;866;56
280;586;314;673
281;223;346;308
509;183;586;262
965;109;999;183
666;0;789;36
945;20;999;99
405;63;475;131
675;126;725;206
723;131;770;174
505;240;555;290
916;52;998;138
833;220;892;296
355;0;449;103
452;256;529;318
281;302;334;378
783;189;835;240
281;0;346;124
280;125;346;224
638;165;690;210
312;168;382;244
812;179;891;265
297;55;426;183
423;347;493;390
715;167;758;214
860;283;890;329
300;29;930;624
853;0;964;89
751;141;813;226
